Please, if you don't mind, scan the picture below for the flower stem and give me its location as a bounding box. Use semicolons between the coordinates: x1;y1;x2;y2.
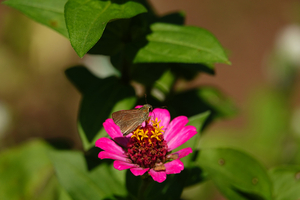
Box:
138;177;152;200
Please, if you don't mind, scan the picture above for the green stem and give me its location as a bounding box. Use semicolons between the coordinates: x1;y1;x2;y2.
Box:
138;177;152;200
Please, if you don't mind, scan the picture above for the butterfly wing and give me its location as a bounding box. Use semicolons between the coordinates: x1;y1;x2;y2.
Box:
112;109;147;135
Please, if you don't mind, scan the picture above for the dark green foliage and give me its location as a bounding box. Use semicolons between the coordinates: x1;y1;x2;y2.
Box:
3;0;296;200
65;66;136;150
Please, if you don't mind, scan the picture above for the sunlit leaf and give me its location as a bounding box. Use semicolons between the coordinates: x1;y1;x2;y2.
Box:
269;166;300;200
3;0;68;37
58;187;73;200
0;140;59;200
187;111;211;133
64;0;147;57
50;150;127;200
134;23;230;65
197;148;272;200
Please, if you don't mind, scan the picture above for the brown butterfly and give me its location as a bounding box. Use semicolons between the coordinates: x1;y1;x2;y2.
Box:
112;104;153;136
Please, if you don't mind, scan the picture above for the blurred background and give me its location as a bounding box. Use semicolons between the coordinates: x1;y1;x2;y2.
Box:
0;0;300;199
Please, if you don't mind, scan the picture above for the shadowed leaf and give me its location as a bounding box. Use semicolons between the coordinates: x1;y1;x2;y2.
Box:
65;66;136;150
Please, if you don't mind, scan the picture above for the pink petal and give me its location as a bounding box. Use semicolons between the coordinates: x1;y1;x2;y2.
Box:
165;160;184;174
150;108;170;132
103;119;129;147
130;167;149;176
167;126;197;151
113;160;137;170
98;151;128;162
103;119;122;138
164;116;189;143
134;105;143;109
95;137;125;155
168;147;193;159
148;169;167;183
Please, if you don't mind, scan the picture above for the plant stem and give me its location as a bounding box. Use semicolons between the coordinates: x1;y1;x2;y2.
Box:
138;177;152;200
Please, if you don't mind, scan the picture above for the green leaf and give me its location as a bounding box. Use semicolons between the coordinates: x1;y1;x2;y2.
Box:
50;150;127;200
0;140;59;200
65;66;136;150
269;166;300;200
187;111;211;133
58;187;73;200
87;18;131;56
197;87;237;118
133;23;230;65
3;0;68;37
150;69;175;101
64;0;147;58
88;15;149;57
173;111;211;167
88;12;187;57
197;148;272;200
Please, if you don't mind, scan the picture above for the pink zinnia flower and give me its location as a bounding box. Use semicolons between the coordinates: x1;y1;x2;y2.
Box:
95;106;197;183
